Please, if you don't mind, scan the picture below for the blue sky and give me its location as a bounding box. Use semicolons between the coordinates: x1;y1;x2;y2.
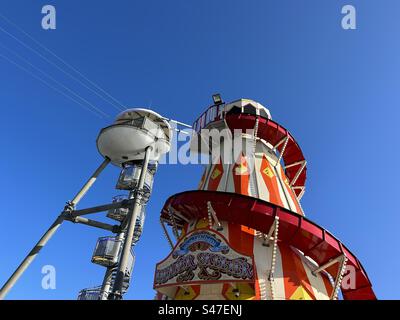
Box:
0;0;399;299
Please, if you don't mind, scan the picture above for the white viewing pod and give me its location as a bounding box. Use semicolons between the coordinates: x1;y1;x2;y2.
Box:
96;108;172;166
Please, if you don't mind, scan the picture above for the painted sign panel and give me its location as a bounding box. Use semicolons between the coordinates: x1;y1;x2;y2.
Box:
154;229;255;288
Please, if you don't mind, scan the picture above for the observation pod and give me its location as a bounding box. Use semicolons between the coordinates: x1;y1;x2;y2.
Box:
87;107;172;300
154;98;376;300
97;108;172;166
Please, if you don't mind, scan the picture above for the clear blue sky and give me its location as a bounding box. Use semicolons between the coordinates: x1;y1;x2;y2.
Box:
0;0;398;299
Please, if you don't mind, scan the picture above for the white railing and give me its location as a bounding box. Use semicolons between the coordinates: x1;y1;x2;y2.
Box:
193;104;225;133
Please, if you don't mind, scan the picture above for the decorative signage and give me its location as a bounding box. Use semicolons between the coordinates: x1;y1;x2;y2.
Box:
154;229;254;288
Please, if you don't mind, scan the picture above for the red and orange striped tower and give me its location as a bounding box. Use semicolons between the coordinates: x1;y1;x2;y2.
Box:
154;98;375;300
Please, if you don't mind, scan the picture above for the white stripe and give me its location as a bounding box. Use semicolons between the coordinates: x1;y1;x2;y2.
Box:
253;236;286;300
253;237;272;300
255;155;271;202
271;245;286;300
197;283;225;300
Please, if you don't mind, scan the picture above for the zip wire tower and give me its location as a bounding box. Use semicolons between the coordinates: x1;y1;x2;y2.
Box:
0;108;172;300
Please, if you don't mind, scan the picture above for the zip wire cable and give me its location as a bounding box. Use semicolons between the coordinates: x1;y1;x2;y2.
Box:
0;52;107;118
0;12;126;111
0;42;110;118
0;11;126;110
0;22;125;112
0;41;109;118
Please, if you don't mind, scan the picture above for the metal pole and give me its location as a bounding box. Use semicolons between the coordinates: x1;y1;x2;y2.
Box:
109;147;151;299
69;216;118;233
70;199;132;217
70;158;111;205
0;158;110;300
99;267;115;300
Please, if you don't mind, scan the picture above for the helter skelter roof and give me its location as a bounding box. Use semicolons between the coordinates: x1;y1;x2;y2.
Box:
192;100;307;197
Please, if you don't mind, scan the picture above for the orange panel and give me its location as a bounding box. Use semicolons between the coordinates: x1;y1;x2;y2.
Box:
240;226;255;255
232;154;250;195
228;223;254;256
279;243;316;300
227;224;258;300
260;155;283;207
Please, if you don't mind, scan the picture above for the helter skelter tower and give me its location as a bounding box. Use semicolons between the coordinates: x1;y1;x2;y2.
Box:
154;96;376;300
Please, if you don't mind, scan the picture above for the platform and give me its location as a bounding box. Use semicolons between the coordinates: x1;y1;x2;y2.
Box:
160;190;376;300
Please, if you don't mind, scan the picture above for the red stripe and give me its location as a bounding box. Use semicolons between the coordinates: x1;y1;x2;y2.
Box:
321;272;334;297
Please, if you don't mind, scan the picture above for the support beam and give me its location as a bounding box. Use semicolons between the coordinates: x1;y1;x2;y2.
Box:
284;160;305;170
275;135;289;167
273;136;288;150
331;256;348;300
70;200;133;217
292;186;305;200
312;254;344;275
263;217;279;247
311;253;348;300
109;147;151;300
0;158;110;300
169;207;190;224
160;218;174;250
207;201;223;231
68;216;119;233
161;117;192;128
290;161;307;187
169;210;180;240
297;187;306;201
